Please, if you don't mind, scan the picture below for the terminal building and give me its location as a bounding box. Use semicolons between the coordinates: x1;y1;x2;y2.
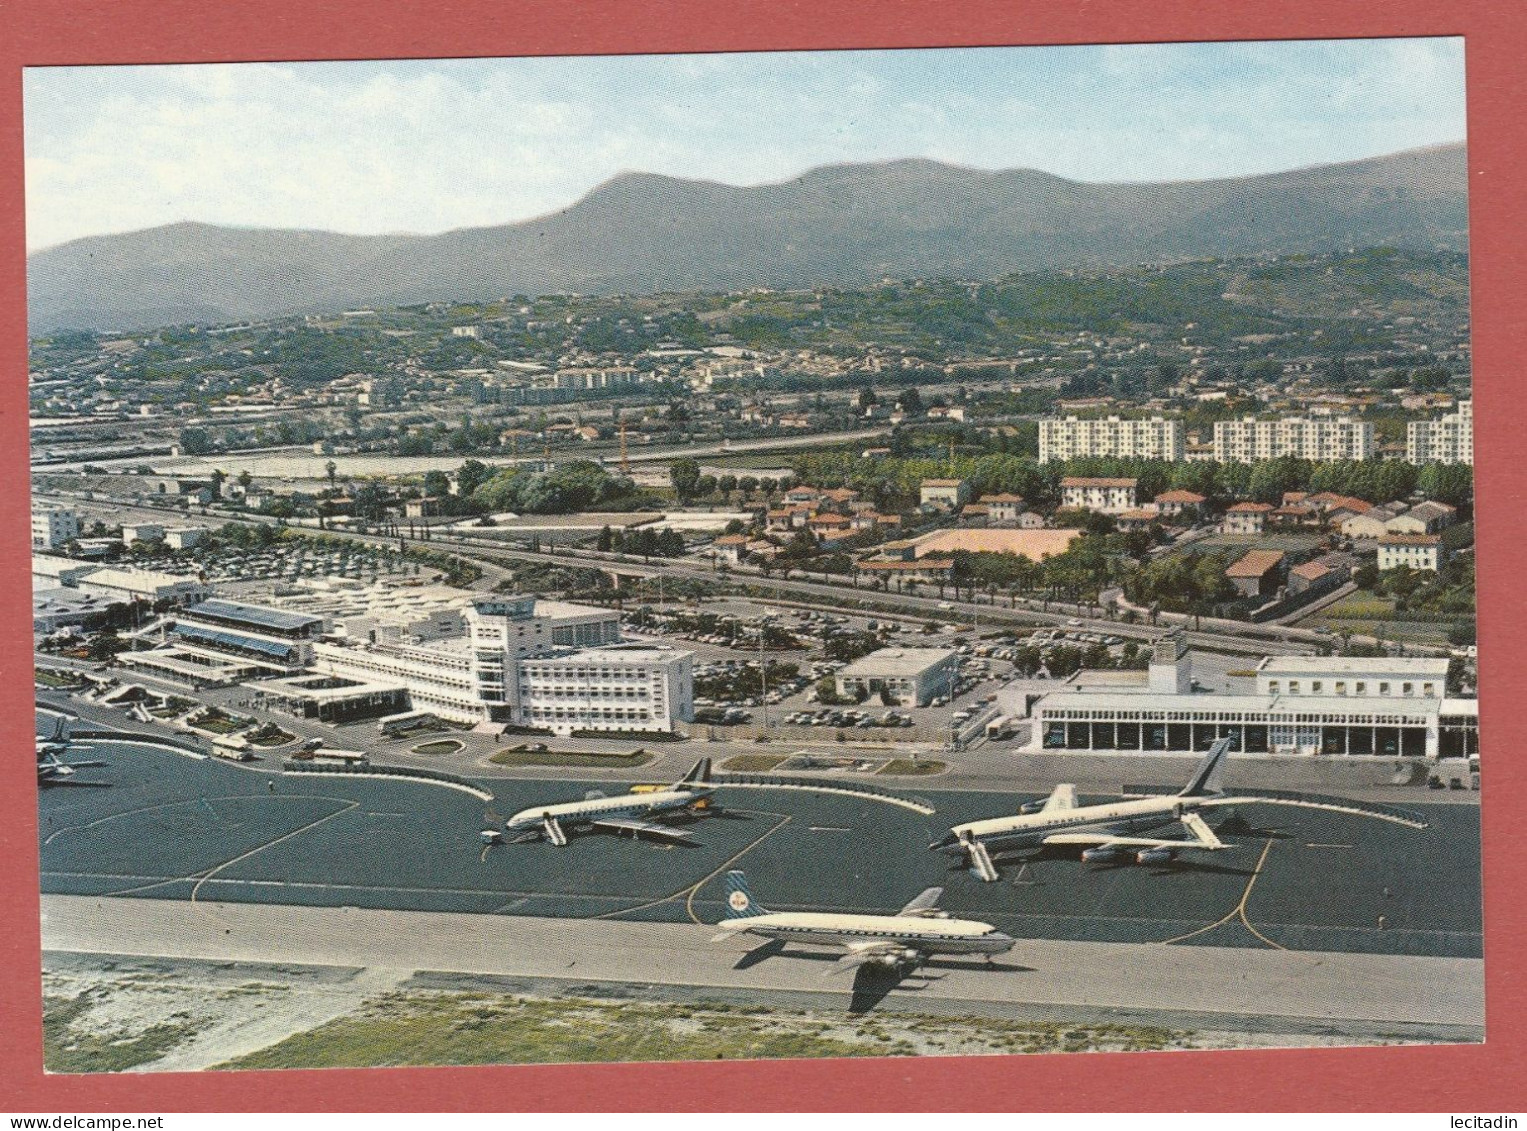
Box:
121;598;326;688
1016;633;1476;761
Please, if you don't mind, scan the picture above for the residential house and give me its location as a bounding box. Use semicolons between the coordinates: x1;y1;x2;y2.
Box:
1222;502;1273;536
1225;549;1286;597
980;494;1026;523
1059;477;1138;514
1378;534;1446;572
1153;490;1206;520
919;479;971;510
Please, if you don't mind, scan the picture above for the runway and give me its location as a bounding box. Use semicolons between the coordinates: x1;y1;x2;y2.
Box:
39;895;1484;1038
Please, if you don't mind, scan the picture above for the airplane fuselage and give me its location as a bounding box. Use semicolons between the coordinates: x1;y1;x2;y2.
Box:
506;786;710;832
942;795;1199;851
718;911;1014;958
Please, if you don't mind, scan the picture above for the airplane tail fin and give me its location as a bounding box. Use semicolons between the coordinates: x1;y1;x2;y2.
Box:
676;757;712;788
722;870;767;919
1178;736;1234;798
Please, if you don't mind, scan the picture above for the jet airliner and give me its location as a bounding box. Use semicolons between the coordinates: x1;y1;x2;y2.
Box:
931;736;1429;881
36;718;108;784
711;870;1014;975
505;758;715;845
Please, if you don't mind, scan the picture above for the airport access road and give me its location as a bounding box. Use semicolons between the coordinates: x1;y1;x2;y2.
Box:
38;895;1483;1039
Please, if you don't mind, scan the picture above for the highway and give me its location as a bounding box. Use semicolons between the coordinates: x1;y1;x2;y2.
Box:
38;895;1483;1038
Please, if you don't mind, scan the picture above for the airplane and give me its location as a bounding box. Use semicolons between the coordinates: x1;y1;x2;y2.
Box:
504;758;716;846
930;736;1430;881
711;870;1015;976
36;718;108;784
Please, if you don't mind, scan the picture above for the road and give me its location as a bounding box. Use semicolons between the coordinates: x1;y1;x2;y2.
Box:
38;895;1483;1037
33;489;1413;659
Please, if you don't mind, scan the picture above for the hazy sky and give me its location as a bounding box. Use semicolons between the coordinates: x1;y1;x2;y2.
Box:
23;37;1466;252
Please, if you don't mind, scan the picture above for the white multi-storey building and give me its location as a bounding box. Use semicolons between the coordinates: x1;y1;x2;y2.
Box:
1407;399;1473;465
519;643;694;736
1212;416;1373;463
32;506;80;551
308;594;690;734
1039;416;1184;463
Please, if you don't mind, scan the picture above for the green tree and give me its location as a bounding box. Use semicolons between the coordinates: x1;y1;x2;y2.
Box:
670;457;702;502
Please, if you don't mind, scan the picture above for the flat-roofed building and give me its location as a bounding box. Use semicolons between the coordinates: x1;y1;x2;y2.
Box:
75;566;211;607
1408;399;1472;465
518;642;694;736
1028;652;1473;759
836;647;959;707
1039;415;1184;463
32;506;79;551
1213;415;1373;463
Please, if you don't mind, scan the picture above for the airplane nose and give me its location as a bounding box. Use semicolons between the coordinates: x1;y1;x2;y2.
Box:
991;932;1016;952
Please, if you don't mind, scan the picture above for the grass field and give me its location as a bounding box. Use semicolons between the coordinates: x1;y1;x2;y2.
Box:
44;994;203;1074
1300;589;1459;646
213;989;1184;1069
412;739;464;756
721;754;788;772
34;669;83;689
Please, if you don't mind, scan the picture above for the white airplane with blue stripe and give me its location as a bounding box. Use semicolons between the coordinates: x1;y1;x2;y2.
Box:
711;870;1014;976
505;758;714;846
931;736;1429;881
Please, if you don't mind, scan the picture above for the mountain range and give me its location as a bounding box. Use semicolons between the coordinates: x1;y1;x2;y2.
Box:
26;142;1467;334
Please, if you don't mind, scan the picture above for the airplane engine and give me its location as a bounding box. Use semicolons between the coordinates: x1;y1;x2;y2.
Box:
1135;847;1175;865
889;948;924;969
1080;846;1123;864
1018;800;1047;815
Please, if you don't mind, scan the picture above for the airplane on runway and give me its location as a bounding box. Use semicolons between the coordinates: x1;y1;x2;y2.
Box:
930;736;1430;881
711;870;1015;976
36;719;108;784
504;758;716;846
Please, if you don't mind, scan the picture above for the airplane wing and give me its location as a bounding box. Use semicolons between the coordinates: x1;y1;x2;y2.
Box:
896;887;944;917
1199;792;1430;830
1044;814;1228;852
1041;783;1077;812
589;816;695;843
824;943;914;977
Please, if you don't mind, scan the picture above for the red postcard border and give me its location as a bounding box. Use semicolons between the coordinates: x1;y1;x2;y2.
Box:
2;0;1522;1113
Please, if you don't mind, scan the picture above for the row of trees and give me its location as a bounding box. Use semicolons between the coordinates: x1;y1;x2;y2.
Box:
788;448;1474;510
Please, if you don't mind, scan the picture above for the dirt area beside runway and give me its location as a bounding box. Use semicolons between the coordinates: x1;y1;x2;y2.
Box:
42;952;1402;1073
